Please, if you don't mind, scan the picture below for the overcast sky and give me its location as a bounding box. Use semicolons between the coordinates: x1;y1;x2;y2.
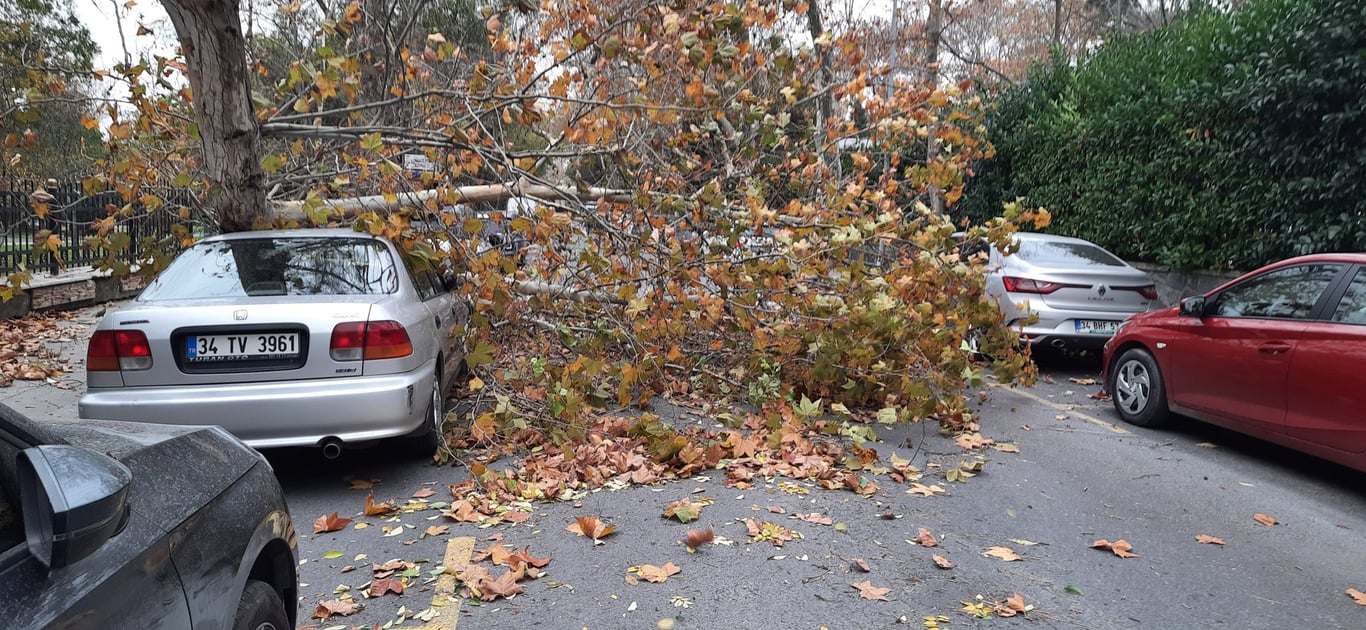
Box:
78;0;173;72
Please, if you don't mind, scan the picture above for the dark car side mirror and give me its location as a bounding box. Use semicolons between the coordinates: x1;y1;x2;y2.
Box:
1179;296;1207;318
17;445;132;570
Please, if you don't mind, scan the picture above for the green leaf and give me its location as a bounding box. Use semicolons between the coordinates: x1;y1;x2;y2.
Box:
260;154;286;174
1065;585;1083;595
322;550;343;560
465;342;495;369
360;132;384;153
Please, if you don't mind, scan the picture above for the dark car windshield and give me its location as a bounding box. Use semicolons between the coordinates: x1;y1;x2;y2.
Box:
1014;239;1126;267
140;237;399;300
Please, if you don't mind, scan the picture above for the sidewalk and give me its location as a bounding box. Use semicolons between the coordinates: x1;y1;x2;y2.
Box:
0;300;106;423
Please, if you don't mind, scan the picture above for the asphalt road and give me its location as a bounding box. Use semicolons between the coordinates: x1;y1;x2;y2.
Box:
5;313;1363;629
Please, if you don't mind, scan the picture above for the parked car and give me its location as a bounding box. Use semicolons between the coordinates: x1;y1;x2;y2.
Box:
0;402;297;628
78;228;470;458
1103;253;1366;472
982;233;1159;350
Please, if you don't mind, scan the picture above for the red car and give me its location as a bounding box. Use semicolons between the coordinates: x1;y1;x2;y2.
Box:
1103;253;1366;472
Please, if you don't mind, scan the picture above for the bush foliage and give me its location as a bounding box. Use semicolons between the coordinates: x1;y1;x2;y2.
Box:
961;0;1365;270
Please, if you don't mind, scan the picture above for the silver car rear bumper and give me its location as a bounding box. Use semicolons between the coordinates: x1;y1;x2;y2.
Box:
78;366;433;449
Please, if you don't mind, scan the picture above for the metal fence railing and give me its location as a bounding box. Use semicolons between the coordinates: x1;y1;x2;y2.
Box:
0;178;195;276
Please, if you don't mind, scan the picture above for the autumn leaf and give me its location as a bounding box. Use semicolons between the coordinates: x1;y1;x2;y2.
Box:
1253;513;1278;526
954;432;992;450
313;512;352;534
907;483;947;497
411;487;436;498
994;593;1032;617
994;443;1021;453
348;478;379;490
853;558;871;572
843;474;879;495
312;598;362;619
1068;377;1097;385
1347;588;1366;606
631;562;681;583
1091;539;1140;558
566;515;616;541
983;546;1022;561
767;505;787;514
851;580;892;601
663;498;706;523
424;525;449;537
793;513;833;525
912;528;938;547
364;494;398;516
368;578;405;597
684;526;715;551
1195;534;1225;545
745;518;801;547
932;555;954;569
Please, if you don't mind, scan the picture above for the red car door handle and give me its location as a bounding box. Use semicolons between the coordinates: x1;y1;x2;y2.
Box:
1258;342;1293;354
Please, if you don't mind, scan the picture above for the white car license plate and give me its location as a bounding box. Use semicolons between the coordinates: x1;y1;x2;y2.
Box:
1075;319;1120;335
186;333;301;362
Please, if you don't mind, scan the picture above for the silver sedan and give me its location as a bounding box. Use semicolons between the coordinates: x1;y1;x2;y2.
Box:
78;228;469;458
983;232;1158;350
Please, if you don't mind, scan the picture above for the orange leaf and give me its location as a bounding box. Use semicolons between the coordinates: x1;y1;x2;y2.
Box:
411;487;436;498
932;554;954;569
913;528;938;547
311;598;362;619
566;515;616;540
348;478;378;490
1253;513;1278;526
1195;534;1225;545
634;562;681;583
852;580;892;601
1091;539;1140;558
313;512;352;534
364;494;397;516
368;578;404;597
684;526;715;551
425;525;449;537
1347;588;1366;606
983;546;1022;561
907;483;947;497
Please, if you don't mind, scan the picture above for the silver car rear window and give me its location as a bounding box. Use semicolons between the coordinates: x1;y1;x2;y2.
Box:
140;237;400;299
1014;240;1126;267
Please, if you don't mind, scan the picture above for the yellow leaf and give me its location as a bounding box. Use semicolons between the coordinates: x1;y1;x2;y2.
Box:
983;546;1022;562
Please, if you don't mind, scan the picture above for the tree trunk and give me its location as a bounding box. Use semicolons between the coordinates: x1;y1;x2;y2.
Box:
161;0;266;232
924;0;944;215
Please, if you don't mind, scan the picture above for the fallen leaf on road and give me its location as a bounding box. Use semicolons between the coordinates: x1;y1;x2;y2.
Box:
313;512;352;534
347;478;379;490
1253;513;1278;526
411;487;436;498
793;513;833;525
1091;539;1140;558
852;580;891;601
932;554;954;569
312;598;361;619
1347;588;1366;606
853;558;871;572
954;433;991;450
767;505;786;514
983;546;1022;561
907;483;947;497
912;528;938;547
566;515;616;540
1194;442;1218;449
994;443;1021;453
364;494;397;517
663;498;706;523
994;593;1032;617
684;526;714;551
1008;538;1041;546
631;562;681;583
745;518;801;547
1195;534;1225;545
424;525;449;537
368;578;405;597
1068;377;1097;385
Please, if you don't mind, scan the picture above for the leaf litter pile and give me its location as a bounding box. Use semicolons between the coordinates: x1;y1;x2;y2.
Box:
0;312;80;388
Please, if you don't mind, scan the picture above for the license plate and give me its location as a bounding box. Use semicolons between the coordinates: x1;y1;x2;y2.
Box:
1075;319;1121;335
186;333;301;362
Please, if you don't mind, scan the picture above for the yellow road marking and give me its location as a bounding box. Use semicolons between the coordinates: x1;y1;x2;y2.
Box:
990;383;1129;434
411;536;474;630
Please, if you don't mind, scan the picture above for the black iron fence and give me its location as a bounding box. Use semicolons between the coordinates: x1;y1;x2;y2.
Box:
0;177;197;276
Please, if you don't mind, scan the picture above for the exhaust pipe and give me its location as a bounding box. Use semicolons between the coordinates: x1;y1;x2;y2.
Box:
320;438;343;460
1050;338;1067;349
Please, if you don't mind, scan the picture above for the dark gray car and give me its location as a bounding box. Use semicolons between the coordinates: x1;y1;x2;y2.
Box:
0;403;297;629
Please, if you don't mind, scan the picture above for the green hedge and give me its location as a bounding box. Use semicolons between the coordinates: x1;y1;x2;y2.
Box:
959;0;1365;270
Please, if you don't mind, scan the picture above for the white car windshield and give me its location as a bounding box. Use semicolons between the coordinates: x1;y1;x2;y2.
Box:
1014;240;1127;267
140;237;400;299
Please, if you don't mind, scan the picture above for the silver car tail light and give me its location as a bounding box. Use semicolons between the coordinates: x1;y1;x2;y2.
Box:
330;321;414;361
87;330;153;372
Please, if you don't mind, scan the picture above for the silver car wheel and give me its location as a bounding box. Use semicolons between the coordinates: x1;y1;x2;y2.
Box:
428;376;444;436
1115;359;1150;414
